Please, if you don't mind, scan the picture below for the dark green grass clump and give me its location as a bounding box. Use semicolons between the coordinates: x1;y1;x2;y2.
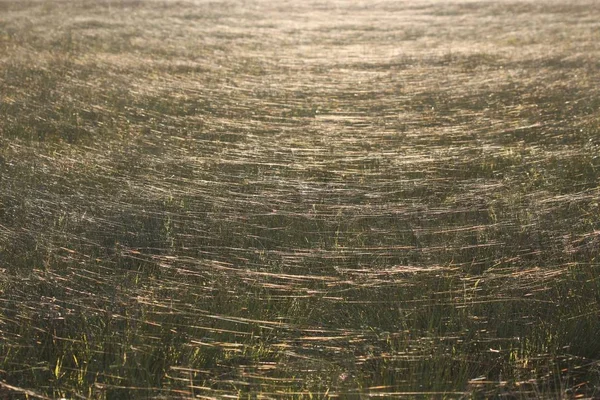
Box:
1;0;600;398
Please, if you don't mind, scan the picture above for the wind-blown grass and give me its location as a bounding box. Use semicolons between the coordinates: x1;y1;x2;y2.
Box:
1;0;600;398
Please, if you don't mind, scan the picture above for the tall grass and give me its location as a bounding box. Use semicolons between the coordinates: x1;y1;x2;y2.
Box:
1;0;600;398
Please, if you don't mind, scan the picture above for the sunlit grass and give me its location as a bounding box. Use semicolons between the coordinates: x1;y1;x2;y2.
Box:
1;0;600;398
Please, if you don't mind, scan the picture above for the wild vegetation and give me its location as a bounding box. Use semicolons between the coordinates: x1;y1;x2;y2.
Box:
1;0;599;398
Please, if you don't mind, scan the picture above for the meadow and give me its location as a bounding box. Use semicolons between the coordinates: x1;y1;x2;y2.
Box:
1;0;600;398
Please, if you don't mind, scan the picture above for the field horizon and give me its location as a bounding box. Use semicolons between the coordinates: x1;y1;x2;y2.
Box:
1;0;600;398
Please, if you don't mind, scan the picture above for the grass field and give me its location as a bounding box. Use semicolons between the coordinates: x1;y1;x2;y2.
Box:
1;0;600;398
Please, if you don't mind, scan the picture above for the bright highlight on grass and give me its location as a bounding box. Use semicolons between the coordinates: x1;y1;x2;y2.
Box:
1;0;599;398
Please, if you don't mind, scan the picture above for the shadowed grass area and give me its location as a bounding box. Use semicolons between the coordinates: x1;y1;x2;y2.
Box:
1;0;600;398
